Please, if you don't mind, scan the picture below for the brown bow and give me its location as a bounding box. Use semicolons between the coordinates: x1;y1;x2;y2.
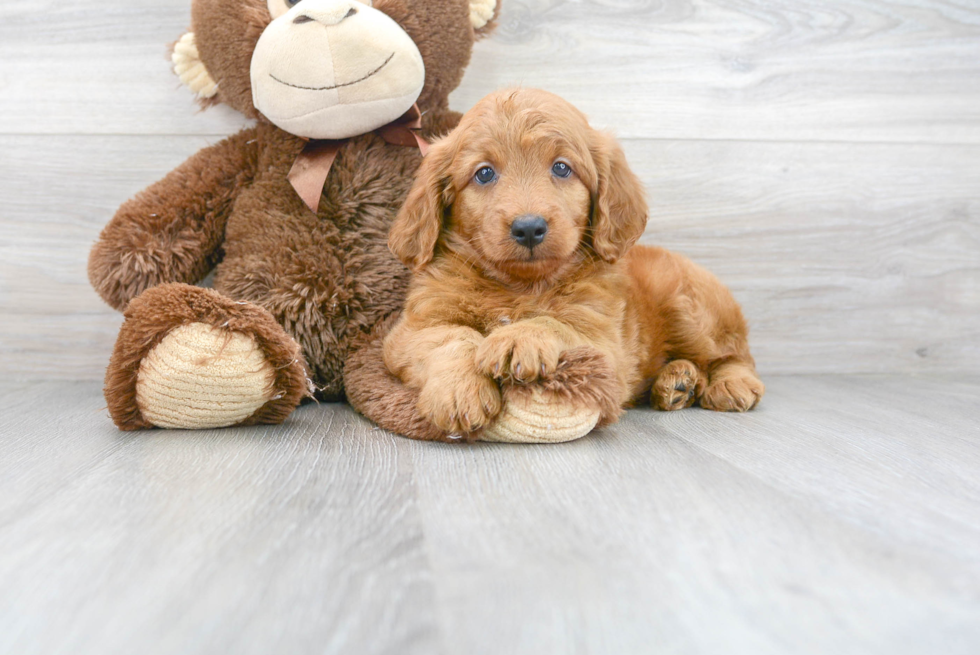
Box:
287;104;430;213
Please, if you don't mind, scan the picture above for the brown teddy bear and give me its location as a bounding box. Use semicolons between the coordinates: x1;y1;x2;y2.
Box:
89;0;601;442
88;0;491;423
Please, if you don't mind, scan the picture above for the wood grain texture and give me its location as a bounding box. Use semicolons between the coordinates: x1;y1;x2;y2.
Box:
0;135;206;380
2;0;979;141
2;135;976;378
627;139;980;374
0;0;249;137
0;0;978;377
1;376;978;654
0;382;441;655
413;375;980;654
455;0;980;143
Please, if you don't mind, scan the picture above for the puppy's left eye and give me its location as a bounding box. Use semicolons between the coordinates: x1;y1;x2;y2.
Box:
552;161;572;178
474;166;497;185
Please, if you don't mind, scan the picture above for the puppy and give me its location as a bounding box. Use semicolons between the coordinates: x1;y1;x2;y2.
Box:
383;88;764;436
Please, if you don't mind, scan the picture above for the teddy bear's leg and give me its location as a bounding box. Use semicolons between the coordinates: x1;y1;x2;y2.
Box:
481;347;622;444
345;321;617;444
105;283;311;430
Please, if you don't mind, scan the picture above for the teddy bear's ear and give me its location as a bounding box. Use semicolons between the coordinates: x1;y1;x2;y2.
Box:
470;0;500;37
171;32;219;101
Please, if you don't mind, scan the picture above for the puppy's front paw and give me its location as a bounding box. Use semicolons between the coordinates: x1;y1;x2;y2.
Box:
474;324;563;383
418;371;502;434
700;365;764;412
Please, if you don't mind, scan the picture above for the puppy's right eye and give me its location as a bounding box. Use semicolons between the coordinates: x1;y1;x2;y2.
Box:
552;161;572;178
474;166;496;185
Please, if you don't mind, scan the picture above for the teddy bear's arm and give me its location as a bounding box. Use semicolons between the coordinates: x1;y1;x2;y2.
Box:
88;127;262;311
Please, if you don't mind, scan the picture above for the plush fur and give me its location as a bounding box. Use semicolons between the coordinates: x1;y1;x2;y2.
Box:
377;88;764;438
105;283;309;430
89;0;499;429
346;315;621;441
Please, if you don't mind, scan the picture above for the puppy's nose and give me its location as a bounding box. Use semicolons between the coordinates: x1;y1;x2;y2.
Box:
510;215;548;250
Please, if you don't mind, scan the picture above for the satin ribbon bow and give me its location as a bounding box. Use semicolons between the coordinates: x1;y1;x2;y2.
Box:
287;103;430;213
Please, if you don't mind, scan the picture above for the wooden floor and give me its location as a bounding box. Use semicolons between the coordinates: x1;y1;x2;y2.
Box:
1;376;978;654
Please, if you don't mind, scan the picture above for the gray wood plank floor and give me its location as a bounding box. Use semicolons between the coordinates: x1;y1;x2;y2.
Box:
2;376;978;654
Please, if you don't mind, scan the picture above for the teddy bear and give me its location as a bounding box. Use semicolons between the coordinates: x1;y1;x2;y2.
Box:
89;0;602;443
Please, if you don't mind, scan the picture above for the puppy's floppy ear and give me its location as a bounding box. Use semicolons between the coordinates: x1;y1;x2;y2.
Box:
589;131;648;263
389;134;457;271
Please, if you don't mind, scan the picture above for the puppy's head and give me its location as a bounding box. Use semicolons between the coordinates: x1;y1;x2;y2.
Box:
389;88;648;283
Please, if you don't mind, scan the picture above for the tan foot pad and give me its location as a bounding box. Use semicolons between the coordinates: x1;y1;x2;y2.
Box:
135;322;275;429
481;388;600;444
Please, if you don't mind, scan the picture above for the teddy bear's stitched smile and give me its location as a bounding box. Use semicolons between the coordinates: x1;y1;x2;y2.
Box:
270;52;395;91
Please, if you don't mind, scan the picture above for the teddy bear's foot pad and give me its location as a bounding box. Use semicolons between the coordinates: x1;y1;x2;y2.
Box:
345;324;616;444
104;283;310;431
479;346;622;444
135;322;276;429
481;388;600;443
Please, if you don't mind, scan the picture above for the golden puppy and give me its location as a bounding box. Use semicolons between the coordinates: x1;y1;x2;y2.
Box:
383;88;764;436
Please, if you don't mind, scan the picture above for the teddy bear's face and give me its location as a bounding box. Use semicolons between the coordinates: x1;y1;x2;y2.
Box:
251;0;425;139
184;0;497;134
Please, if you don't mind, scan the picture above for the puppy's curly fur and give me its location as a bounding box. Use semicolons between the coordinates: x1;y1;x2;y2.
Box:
383;88;764;436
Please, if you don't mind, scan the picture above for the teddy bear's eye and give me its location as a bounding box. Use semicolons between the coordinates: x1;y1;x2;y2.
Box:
286;0;303;6
475;166;496;185
552;161;572;178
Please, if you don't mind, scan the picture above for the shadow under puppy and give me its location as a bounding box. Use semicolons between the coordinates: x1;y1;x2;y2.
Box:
382;88;764;437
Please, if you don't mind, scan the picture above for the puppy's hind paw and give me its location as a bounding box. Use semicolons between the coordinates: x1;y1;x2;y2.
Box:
651;359;706;411
700;364;764;412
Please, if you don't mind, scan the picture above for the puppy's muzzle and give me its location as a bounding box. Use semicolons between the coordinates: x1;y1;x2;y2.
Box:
510;215;548;250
